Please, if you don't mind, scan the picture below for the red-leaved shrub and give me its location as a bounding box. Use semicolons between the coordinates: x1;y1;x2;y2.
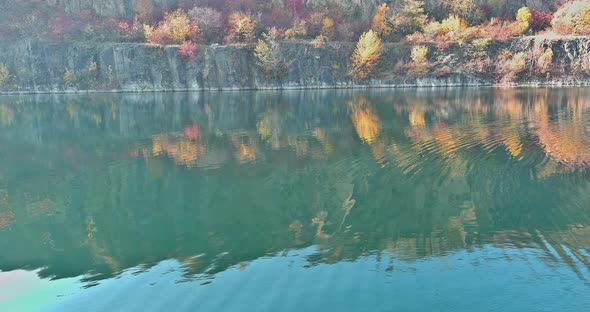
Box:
530;11;553;33
433;66;452;78
484;20;518;42
178;41;197;61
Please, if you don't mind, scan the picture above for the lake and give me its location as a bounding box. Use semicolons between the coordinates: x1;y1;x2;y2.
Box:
0;88;589;311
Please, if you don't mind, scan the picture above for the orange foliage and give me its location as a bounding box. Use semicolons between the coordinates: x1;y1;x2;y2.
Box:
504;136;523;158
145;9;200;45
152;133;205;168
483;20;520;42
372;4;391;36
433;126;461;157
225;12;256;43
350;97;381;143
409;110;426;127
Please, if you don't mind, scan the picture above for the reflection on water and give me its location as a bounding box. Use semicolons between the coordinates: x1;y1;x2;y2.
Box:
1;88;590;310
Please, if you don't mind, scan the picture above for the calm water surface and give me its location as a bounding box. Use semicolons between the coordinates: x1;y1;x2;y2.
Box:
1;88;590;311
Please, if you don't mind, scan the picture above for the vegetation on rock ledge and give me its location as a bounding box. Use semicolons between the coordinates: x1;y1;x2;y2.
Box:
1;0;590;90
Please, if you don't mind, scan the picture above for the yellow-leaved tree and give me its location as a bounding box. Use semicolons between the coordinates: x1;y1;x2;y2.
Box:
144;9;200;45
516;7;532;33
254;27;287;80
408;45;432;77
351;30;383;81
537;48;553;75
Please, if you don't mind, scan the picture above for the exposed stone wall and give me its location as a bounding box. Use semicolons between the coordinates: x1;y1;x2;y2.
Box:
2;37;590;94
45;0;566;19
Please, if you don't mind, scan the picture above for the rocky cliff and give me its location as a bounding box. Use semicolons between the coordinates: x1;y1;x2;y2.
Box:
47;0;564;19
1;37;590;94
0;40;480;93
47;0;379;19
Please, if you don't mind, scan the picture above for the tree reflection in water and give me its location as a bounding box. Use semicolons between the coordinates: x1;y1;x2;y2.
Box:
0;88;590;285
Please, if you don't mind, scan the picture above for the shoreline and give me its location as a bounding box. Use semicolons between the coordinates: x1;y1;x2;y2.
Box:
3;80;590;96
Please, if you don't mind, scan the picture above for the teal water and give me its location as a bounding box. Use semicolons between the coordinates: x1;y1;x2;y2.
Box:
0;88;590;311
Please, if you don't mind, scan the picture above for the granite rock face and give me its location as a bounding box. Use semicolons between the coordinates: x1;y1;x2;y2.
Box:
48;0;380;18
0;40;484;93
46;0;565;19
2;37;590;93
47;0;171;17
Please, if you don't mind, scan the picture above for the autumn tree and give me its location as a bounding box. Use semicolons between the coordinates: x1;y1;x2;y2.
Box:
372;4;391;36
411;45;429;64
530;10;553;33
551;1;590;35
388;0;428;40
188;6;223;43
421;15;468;47
536;48;553;75
144;9;200;45
448;0;484;25
516;7;532;33
135;0;153;22
254;27;288;80
178;41;197;61
225;12;256;43
285;18;307;39
496;51;527;82
117;17;144;41
350;30;383;81
63;67;75;86
307;12;328;37
321;17;335;39
408;45;432;77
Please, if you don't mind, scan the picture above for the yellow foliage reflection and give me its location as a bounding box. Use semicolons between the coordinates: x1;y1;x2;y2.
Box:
0;104;15;126
409;110;426;127
537;122;590;166
532;92;590;167
152;134;205;168
502;130;523;158
230;132;258;163
131;89;590;176
433;126;462;157
350;96;381;144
